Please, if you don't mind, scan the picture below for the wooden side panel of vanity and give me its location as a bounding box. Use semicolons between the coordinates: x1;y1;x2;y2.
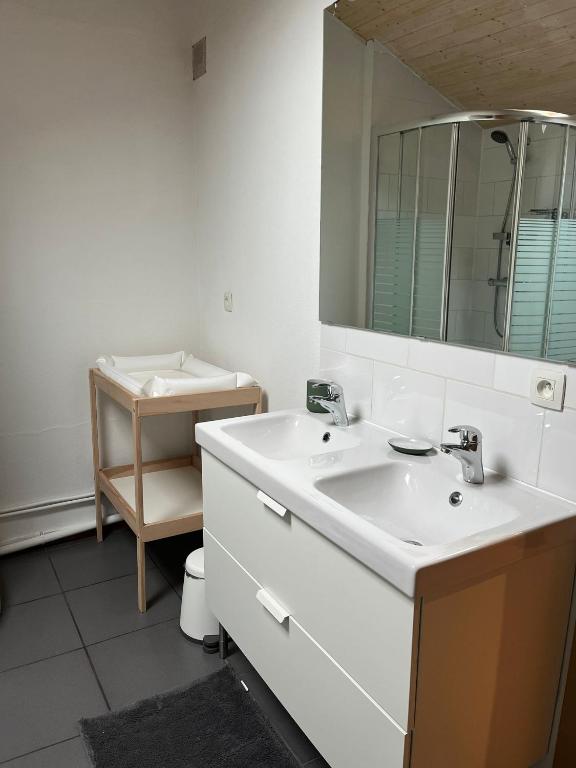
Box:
553;638;576;767
410;543;576;768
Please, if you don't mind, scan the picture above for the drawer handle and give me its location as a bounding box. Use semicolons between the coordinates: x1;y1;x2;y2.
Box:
256;588;290;624
256;490;287;518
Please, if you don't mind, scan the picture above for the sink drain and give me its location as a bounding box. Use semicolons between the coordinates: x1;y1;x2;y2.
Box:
322;431;331;443
449;491;463;507
402;538;424;547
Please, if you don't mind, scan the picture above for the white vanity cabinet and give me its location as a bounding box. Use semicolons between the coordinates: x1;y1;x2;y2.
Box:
201;450;576;768
202;452;412;768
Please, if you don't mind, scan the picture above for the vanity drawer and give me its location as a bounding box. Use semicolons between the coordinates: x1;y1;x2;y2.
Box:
204;531;407;768
202;451;414;729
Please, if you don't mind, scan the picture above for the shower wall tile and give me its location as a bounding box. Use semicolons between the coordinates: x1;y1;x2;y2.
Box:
449;280;474;311
534;175;561;210
492;180;512;216
455;180;477;216
477;182;495;216
471;280;493;312
520;176;537;212
451;247;474;279
452;215;476;248
472;248;497;282
476;216;501;249
524;136;563;179
481;147;515;182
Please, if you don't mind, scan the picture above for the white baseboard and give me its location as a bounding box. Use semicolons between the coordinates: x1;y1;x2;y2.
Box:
0;495;120;555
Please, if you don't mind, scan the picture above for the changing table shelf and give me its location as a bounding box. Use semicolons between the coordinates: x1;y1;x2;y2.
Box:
101;458;203;541
89;368;262;612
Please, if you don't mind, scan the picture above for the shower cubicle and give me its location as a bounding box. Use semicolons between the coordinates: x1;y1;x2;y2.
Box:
372;110;576;364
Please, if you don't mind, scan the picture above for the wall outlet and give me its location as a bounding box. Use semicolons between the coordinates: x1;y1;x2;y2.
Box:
224;291;233;312
530;369;566;411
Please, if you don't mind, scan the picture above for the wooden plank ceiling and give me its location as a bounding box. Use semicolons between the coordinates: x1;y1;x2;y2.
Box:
333;0;576;115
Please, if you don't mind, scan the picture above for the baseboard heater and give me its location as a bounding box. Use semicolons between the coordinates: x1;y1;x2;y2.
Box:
0;494;119;555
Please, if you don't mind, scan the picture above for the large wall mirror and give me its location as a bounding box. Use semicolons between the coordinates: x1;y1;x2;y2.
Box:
320;11;576;365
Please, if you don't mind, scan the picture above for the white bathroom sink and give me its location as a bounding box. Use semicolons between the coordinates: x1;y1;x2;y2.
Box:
221;412;360;460
196;408;576;596
315;463;518;547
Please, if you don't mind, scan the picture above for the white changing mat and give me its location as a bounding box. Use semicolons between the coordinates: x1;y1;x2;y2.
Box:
96;351;255;397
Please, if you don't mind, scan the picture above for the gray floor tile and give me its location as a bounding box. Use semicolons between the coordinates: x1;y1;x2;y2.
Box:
0;650;107;763
66;569;181;645
87;619;222;709
148;531;202;596
48;526;153;591
0;737;91;768
0;594;81;672
227;649;323;766
0;549;60;606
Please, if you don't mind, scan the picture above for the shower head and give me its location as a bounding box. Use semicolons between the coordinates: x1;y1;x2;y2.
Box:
491;130;517;164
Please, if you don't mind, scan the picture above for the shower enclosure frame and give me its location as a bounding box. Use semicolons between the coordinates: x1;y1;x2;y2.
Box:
371;109;576;353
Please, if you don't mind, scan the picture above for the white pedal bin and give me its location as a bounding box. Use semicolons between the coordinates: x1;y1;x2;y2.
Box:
180;547;219;641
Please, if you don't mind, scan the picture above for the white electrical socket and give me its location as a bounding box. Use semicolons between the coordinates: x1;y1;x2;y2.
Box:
530;369;566;411
224;291;233;312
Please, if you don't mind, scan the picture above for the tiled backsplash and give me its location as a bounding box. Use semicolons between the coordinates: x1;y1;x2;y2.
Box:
320;324;576;503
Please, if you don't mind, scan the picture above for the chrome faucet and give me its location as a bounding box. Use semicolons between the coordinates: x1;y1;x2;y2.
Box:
307;379;349;427
440;425;484;484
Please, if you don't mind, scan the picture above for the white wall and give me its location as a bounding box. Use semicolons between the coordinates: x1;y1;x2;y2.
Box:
185;0;326;411
371;44;452;129
0;0;200;522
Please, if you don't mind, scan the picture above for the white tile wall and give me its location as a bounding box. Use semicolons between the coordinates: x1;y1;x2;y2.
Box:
372;362;445;442
319;325;576;502
443;380;544;485
407;337;495;387
319;346;373;419
344;327;408;366
539;409;576;502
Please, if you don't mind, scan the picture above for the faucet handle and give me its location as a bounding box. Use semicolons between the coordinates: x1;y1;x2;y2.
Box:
448;425;482;447
307;379;341;400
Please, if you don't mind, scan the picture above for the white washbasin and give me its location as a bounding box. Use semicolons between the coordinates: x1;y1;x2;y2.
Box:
315;463;519;547
196;408;576;596
221;412;360;460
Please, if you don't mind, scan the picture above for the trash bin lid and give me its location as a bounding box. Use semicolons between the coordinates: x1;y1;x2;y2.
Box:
185;547;205;578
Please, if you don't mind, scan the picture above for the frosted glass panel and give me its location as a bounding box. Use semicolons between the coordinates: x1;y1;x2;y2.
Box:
547;219;576;362
509;124;576;363
372;131;417;335
413;125;451;339
372;125;450;339
508;218;554;358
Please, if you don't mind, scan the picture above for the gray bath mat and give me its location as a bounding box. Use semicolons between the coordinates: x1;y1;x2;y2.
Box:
80;666;300;768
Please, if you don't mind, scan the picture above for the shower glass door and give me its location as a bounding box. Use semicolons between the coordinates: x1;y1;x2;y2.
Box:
508;124;576;363
372;124;452;339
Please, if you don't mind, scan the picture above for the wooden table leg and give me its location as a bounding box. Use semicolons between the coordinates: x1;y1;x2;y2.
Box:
137;536;146;613
133;406;146;612
254;390;263;415
89;371;103;543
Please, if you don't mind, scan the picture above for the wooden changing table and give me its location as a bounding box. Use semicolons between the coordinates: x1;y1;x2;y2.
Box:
89;368;262;612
